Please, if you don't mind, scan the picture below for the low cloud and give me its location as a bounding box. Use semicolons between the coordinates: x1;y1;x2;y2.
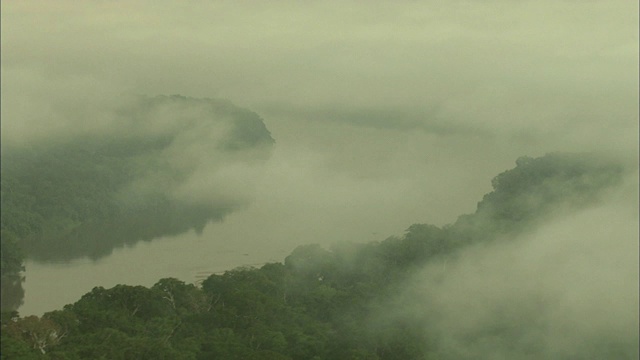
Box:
386;172;639;359
114;96;274;207
3;0;637;322
2;95;275;261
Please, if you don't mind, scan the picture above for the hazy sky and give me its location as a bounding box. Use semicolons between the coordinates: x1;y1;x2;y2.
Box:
3;0;637;227
2;0;638;327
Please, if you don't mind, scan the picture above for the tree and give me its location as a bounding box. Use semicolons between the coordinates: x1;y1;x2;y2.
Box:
1;230;26;311
3;315;63;354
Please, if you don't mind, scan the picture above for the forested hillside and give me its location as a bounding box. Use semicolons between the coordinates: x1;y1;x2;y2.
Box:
0;95;275;311
2;152;633;360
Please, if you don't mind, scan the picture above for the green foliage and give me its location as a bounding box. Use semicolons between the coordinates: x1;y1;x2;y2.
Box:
448;152;624;245
0;152;631;358
1;231;25;311
0;95;274;263
0;332;43;359
1;231;24;277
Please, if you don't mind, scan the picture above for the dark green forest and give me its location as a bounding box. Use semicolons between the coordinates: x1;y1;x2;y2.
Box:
0;95;274;312
2;150;634;359
1;95;275;262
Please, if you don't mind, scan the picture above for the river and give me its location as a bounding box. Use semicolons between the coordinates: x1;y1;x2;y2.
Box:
18;117;510;316
20;228;292;316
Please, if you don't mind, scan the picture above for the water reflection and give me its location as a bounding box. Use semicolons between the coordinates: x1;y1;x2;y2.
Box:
20;227;291;316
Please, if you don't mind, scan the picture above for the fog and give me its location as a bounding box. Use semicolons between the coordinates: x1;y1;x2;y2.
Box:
2;0;638;352
370;170;638;358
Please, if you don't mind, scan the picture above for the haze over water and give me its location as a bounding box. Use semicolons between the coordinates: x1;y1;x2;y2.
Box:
3;0;638;326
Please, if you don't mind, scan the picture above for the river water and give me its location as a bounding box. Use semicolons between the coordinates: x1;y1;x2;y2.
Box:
19;118;510;316
19;191;401;316
21;228;292;316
